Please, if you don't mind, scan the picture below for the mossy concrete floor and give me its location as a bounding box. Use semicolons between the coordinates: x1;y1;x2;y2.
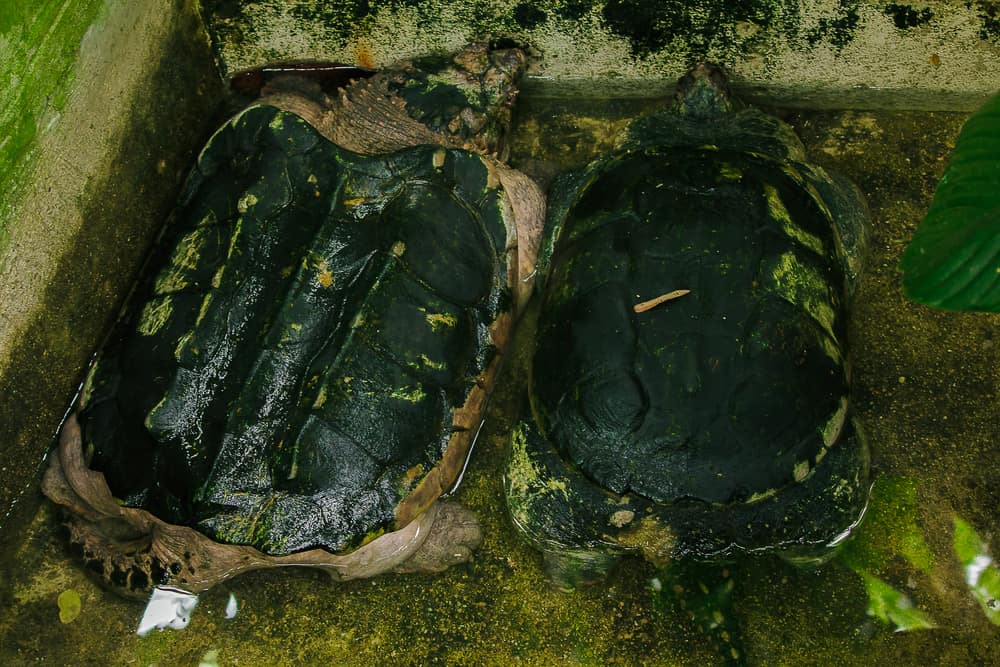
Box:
0;98;997;665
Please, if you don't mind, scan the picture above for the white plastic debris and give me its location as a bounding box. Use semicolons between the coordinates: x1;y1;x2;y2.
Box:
224;593;239;619
136;586;200;637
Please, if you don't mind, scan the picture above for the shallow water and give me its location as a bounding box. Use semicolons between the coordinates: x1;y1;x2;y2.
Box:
0;95;997;666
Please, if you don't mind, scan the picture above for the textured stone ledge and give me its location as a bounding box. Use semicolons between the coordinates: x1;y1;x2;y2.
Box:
202;0;1000;111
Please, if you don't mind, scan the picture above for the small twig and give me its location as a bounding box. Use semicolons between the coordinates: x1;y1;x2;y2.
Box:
633;289;691;313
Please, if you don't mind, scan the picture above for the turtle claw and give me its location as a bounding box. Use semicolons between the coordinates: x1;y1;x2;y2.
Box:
394;501;482;574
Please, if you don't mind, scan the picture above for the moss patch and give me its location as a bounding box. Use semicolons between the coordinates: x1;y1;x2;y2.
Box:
0;0;107;255
970;0;1000;42
804;0;863;49
0;1;223;554
883;3;933;30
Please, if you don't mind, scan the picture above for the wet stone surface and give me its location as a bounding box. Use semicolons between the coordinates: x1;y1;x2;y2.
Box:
0;98;997;665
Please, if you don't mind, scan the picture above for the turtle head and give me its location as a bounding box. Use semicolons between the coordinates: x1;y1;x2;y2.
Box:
387;43;528;158
672;63;737;118
258;43;528;157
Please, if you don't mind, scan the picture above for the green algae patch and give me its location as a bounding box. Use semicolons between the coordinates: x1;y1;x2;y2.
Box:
0;0;106;255
765;183;826;255
137;296;175;337
0;1;223;551
388;384;427;403
766;250;838;338
839;476;935;574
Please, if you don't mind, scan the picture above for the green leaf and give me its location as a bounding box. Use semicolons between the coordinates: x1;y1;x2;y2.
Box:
57;589;81;624
953;517;1000;625
900;91;1000;312
860;573;936;632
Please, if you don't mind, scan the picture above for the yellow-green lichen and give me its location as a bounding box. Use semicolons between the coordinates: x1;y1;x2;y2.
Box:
432;149;446;168
505;425;542;529
56;589;81;624
397;463;426;496
411;354;446;371
173;331;192;361
389;384;426;403
136;296;173;336
211;263;225;288
745;487;779;504
763;184;825;256
612;515;676;566
718;163;742;180
143;395;167;433
821;397;849;447
278;322;302;347
210;495;291;554
424;311;458;331
195;291;214;327
506;424;570;532
316;259;334;288
154;229;206;293
313;383;328;409
767;250;839;350
609;509;635;527
195;210;217;228
237;192;258;213
78;361;99;408
227;216;244;259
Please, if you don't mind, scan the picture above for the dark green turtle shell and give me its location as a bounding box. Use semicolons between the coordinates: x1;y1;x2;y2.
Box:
509;103;870;559
79;103;513;556
534;146;848;504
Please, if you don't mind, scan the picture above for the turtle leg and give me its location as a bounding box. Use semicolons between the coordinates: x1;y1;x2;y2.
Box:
657;560;745;665
541;548;621;591
506;417;638;588
392;501;482;574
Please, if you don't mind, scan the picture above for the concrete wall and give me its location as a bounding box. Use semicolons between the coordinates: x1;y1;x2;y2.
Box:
201;0;1000;109
0;0;222;543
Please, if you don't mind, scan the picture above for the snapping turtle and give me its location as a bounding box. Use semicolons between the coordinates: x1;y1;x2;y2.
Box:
42;43;544;597
505;64;871;587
